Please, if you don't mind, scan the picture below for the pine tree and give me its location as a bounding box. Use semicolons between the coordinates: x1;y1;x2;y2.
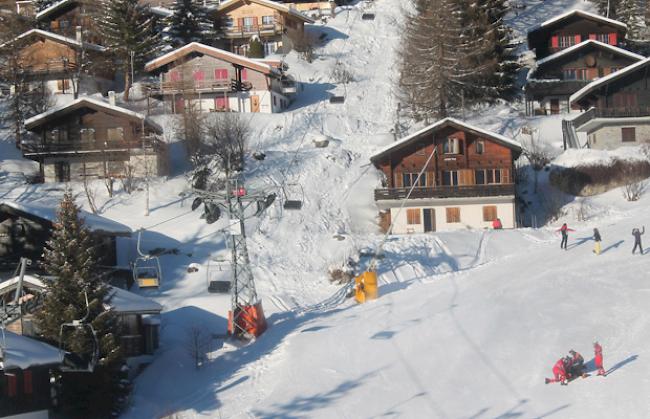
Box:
35;193;129;418
97;0;159;101
399;0;494;119
618;0;644;40
248;37;264;58
166;0;216;47
591;0;620;19
33;0;56;12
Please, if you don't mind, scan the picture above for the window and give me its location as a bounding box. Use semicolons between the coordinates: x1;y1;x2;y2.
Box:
215;69;228;80
57;78;70;92
443;137;460;154
475;169;485;185
406;208;421;225
243;17;255;28
107;127;124;142
7;374;16;397
80;128;95;143
596;33;610;43
170;71;181;82
483;205;497;222
402;173;426;187
446;207;460;223
563;68;587;80
59;19;70;29
475;169;503;184
23;370;33;395
262;15;274;25
475;140;485;154
215;96;228;110
273;96;277;107
193;70;205;81
558;35;576;48
622;127;636;142
442;170;459;186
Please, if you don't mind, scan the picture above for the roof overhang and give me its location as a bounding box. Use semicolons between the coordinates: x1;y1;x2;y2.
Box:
569;57;650;105
575;116;650;134
528;9;627;36
370;118;522;164
0;29;105;53
36;0;77;21
213;0;315;23
535;40;644;67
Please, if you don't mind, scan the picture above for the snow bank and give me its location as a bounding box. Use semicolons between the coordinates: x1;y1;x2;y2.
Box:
553;146;649;168
105;286;162;314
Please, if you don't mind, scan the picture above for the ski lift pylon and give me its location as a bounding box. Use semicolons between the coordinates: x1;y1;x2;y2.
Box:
133;229;162;289
58;291;99;373
282;183;304;210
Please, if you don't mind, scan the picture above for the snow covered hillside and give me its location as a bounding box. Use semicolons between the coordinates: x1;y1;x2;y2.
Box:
3;0;650;417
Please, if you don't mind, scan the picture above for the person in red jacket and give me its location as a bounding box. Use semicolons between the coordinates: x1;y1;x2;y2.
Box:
557;223;575;250
492;218;503;229
545;357;568;385
594;341;606;376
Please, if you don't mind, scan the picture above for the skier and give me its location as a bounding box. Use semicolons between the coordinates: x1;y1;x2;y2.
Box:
545;357;568;385
492;218;503;230
593;228;602;255
594;341;606;376
568;349;585;378
557;223;575;250
632;227;645;255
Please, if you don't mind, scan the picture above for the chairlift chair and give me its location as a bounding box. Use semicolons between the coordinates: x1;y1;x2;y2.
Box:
207;259;231;294
58;292;99;373
133;229;163;289
329;95;345;104
361;13;376;20
282;183;304;210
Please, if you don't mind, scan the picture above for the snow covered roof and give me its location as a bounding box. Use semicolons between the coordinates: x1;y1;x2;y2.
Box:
105;286;162;314
145;42;280;77
2;29;105;52
23;97;163;134
535;40;644;66
36;0;77;20
214;0;315;24
370;118;522;163
0;200;133;236
0;275;46;295
529;9;627;34
569;57;650;105
1;331;63;370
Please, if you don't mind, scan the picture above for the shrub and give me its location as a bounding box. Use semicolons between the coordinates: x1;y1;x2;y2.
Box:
550;159;650;196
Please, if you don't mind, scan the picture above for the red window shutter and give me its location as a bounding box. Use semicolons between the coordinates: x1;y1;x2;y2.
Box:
7;374;17;397
551;35;559;48
215;69;227;79
237;18;244;28
610;33;617;44
23;370;33;395
215;97;228;109
574;34;581;44
170;71;180;82
193;70;204;81
589;34;596;40
254;17;259;27
241;69;248;81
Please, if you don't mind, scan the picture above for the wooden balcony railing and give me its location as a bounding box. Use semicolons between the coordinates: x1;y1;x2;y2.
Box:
21;139;154;155
374;184;516;201
223;23;282;38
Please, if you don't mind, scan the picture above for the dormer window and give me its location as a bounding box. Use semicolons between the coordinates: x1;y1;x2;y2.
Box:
476;140;485;154
443;137;460;154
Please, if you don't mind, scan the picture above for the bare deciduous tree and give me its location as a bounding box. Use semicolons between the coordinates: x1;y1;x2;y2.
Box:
622;179;648;201
81;162;98;214
288;28;317;63
520;129;551;193
120;162;137;194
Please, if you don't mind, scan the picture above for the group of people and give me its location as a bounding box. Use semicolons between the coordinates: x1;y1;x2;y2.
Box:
546;342;606;385
557;224;645;255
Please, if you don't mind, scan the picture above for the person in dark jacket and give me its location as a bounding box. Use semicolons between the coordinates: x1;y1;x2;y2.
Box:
557;223;575;250
568;349;585;378
632;227;645;255
593;228;602;255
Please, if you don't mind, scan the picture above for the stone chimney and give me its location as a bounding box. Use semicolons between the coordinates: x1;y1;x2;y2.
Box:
108;91;116;106
76;26;82;43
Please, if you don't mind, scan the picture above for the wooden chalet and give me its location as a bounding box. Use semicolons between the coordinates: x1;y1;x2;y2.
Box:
565;57;650;149
0;200;132;268
145;42;296;113
211;0;314;57
525;40;643;115
370;118;522;234
281;1;336;17
0;331;62;418
2;29;111;95
527;10;627;60
21;97;167;182
35;0;101;45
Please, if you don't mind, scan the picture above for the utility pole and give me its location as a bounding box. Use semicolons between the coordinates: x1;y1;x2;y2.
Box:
193;177;274;339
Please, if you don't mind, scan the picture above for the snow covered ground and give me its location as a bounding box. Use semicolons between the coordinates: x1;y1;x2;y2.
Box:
2;0;650;417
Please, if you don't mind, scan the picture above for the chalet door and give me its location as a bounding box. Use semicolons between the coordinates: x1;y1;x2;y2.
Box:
251;95;260;112
55;162;70;182
550;99;560;115
423;209;435;232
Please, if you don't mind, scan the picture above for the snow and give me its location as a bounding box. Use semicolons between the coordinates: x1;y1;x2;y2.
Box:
0;275;46;294
214;0;315;24
1;331;63;370
105;286;162;314
1;29;105;52
535;40;644;67
24;97;162;133
552;146;649;168
1;0;650;417
570;58;650;105
0;200;132;235
537;9;627;31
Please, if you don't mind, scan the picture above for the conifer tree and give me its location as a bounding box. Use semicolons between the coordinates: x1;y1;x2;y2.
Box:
33;0;56;12
248;37;264;58
35;193;128;418
166;0;217;47
618;0;644;40
97;0;159;101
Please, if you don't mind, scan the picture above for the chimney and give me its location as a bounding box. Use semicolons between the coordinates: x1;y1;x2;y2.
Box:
76;26;82;43
108;91;116;106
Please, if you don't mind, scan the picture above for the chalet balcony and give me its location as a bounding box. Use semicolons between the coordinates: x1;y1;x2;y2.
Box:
524;79;590;97
20;138;156;157
223;23;283;38
374;184;516;201
281;76;297;94
148;79;245;95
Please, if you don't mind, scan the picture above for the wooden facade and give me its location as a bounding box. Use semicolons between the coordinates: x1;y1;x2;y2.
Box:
1;365;54;417
36;0;102;45
22;98;167;182
370;119;522;233
525;41;643;115
527;10;626;60
213;0;314;56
